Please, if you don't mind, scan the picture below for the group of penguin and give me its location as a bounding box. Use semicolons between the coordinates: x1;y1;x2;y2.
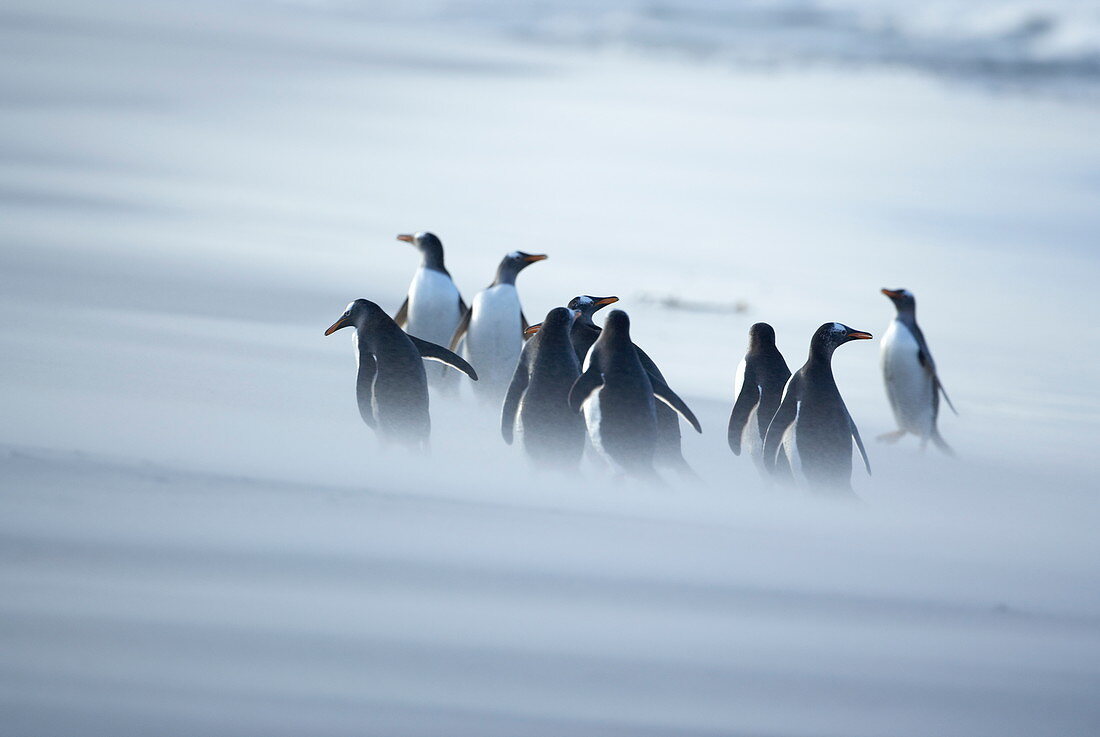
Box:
325;232;955;493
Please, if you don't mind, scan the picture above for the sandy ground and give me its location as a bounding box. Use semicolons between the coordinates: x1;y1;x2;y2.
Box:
2;1;1099;735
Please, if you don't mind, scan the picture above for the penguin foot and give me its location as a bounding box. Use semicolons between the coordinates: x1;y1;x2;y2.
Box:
876;430;907;444
930;431;956;457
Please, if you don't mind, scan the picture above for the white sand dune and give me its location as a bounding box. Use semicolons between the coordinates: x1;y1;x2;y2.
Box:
2;1;1099;735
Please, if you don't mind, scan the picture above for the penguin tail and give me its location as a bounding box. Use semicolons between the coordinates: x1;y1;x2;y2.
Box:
930;429;955;457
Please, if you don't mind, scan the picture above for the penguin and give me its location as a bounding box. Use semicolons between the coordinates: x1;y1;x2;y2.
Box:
563;294;698;478
450;251;547;403
879;288;956;454
567;310;701;478
762;322;872;493
567;294;620;364
501;306;586;467
393;232;466;393
728;323;792;468
325;299;477;447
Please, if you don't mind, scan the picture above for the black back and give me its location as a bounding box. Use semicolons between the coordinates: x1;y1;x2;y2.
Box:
572;310;660;474
352;300;431;444
502;307;585;466
728;323;791;454
567;296;696;474
327;299;476;447
763;322;871;491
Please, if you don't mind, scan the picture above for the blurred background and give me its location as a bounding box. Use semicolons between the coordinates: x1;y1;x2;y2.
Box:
2;1;1099;735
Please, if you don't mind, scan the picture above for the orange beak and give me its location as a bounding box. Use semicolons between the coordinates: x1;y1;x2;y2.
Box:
396;234;414;243
324;318;350;336
524;323;542;337
524;254;548;263
594;296;619;307
881;288;903;299
848;330;873;340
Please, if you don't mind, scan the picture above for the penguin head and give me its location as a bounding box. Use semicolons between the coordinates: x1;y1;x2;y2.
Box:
324;299;384;335
811;322;873;355
881;288;916;315
524;306;582;337
601;309;632;341
397;232;445;269
495;251;547;285
747;322;777;349
541;306;574;332
568;295;619;323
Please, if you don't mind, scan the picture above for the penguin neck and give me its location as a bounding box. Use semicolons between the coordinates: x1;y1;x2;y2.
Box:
571;320;599;361
806;344;837;376
574;314;598;332
539;322;573;350
354;327;374;357
492;262;520;286
420;249;447;274
894;308;917;330
602;328;632;351
749;338;775;356
353;330;375;392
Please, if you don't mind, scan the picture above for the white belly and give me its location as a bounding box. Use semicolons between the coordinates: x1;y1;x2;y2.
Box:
582;344;596;372
781;400;803;483
465;284;523;390
742;402;764;464
404;267;462;347
880;320;934;436
732;357;763;461
582;388;613;468
513;394;527;444
733;357;746;399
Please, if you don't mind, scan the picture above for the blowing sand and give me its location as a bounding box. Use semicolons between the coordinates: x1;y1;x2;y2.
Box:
2;1;1099;735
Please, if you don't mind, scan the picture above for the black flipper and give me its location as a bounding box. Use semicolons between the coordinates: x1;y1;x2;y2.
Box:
634;345;667;383
500;355;529;445
448;307;472;352
636;344;698;461
355;351;377;428
848;410;872;476
394;297;409;328
914;325;957;416
762;378;800;473
936;377;957;415
408;335;478;381
727;364;759;455
568;367;604;414
650;376;702;434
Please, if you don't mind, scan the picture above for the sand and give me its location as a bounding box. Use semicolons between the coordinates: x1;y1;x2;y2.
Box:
2;1;1099;734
